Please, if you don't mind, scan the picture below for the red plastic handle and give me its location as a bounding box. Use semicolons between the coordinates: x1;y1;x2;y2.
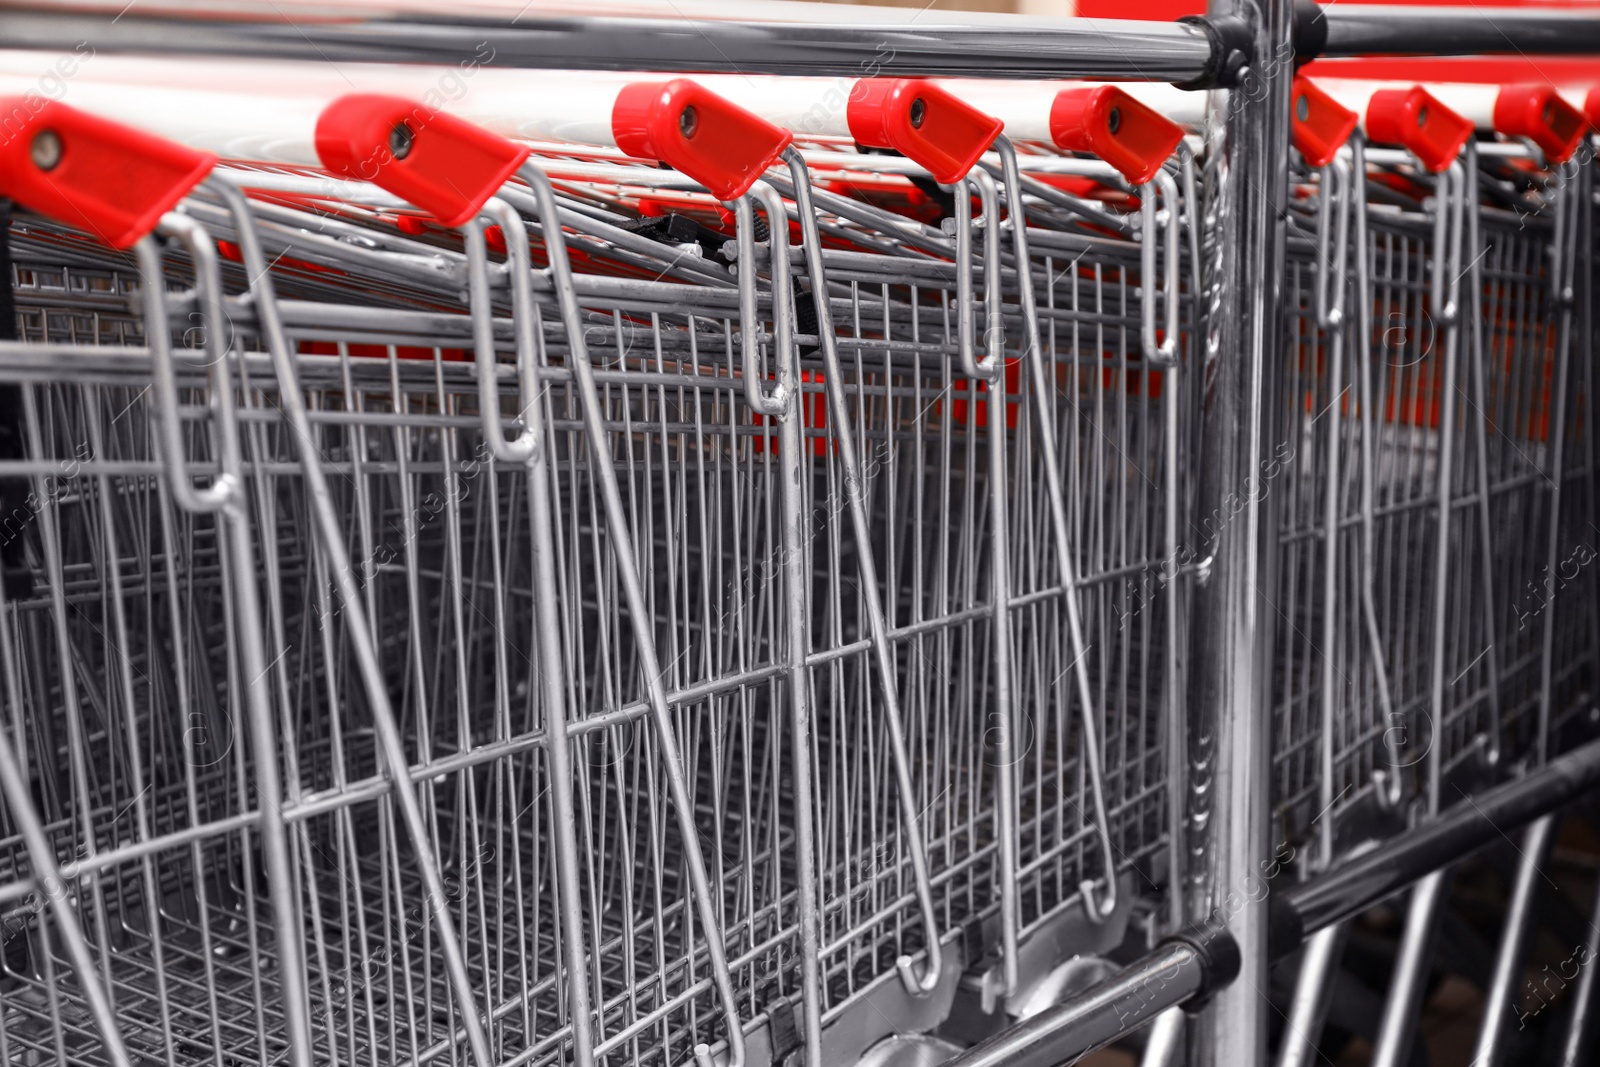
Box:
0;98;215;249
1587;88;1600;132
1290;77;1359;169
1049;86;1183;186
1365;86;1473;173
612;79;792;202
1493;85;1586;164
316;95;530;228
847;79;1003;186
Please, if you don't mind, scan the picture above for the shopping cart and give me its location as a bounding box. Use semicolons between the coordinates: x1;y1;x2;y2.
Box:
1263;74;1600;1067
0;87;833;1067
0;4;1599;1065
1269;79;1598;871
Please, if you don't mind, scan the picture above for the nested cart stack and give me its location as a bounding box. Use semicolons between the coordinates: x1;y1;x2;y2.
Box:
0;3;1595;1066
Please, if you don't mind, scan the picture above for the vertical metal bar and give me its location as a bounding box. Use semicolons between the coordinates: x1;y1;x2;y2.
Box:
1141;1006;1186;1067
954;161;1021;995
1164;156;1193;935
1536;165;1579;767
476;181;597;1067
1472;813;1558;1067
1370;868;1452;1067
1425;164;1466;814
1350;133;1406;803
1574;151;1600;735
1187;0;1294;1061
1316;158;1351;867
1559;842;1600;1067
1464;139;1505;768
1276;922;1350;1067
779;148;835;1062
1580;152;1600;736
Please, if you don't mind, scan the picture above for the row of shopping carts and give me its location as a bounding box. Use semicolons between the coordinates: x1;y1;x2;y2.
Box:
0;29;1594;1067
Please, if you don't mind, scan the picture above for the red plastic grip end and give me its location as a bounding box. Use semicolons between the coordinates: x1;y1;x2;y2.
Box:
846;79;1003;186
1048;86;1183;186
316;95;530;228
1493;84;1585;164
1290;77;1359;169
1587;88;1600;132
612;80;792;202
1365;87;1473;173
0;98;215;249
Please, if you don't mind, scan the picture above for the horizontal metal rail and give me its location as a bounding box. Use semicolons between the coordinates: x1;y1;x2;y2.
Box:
0;5;1217;81
1273;734;1600;950
1316;4;1600;57
943;732;1600;1067
5;2;1600;89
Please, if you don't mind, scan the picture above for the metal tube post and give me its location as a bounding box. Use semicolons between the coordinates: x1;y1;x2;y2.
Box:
1185;0;1294;1060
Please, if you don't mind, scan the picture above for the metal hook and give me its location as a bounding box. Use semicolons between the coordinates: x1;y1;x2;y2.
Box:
951;167;1006;381
1549;159;1578;308
144;212;240;515
1314;156;1352;332
1428;161;1464;326
1079;862;1121;925
1141;168;1182;366
732;185;797;418
465;201;541;466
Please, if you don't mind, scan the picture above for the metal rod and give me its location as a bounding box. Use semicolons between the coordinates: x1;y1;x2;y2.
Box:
1318;5;1600;57
1275;922;1350;1067
1471;813;1558;1067
1185;0;1294;1057
939;941;1206;1067
1275;734;1600;948
477;179;598;1067
1141;1007;1186;1067
1370;868;1452;1067
1464;138;1505;769
1315;156;1352;866
1559;837;1600;1067
1424;161;1466;816
1536;164;1579;768
782;149;845;1065
0;6;1217;80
